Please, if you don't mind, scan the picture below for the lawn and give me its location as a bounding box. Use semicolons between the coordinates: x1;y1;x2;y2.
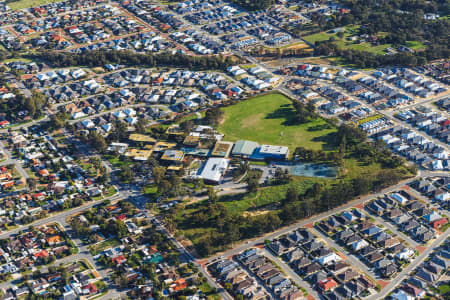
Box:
303;32;333;44
8;0;62;10
405;40;426;50
439;284;450;295
104;154;133;169
217;92;337;152
104;186;117;197
303;31;390;55
439;222;450;232
142;184;160;200
219;176;327;215
199;283;221;300
88;238;120;255
341;158;383;180
92;186;117;201
334;40;391;55
303;27;426;55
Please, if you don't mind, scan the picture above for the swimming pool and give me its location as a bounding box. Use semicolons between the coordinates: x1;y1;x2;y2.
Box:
290;162;338;178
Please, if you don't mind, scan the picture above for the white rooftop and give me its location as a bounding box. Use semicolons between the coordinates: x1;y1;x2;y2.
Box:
200;158;229;183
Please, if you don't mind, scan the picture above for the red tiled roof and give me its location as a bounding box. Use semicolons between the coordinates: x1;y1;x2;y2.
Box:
318;278;338;291
34;250;49;258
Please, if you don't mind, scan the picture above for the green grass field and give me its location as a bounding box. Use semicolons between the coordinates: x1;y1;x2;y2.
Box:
302;26;425;55
303;32;334;44
218;92;337;152
405;41;426;50
303;31;391;55
8;0;62;10
220;176;327;215
439;284;450;295
88;238;120;255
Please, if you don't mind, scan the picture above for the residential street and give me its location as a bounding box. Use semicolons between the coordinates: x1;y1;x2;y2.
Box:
262;249;320;299
206;173;424;264
0;191;123;240
0;140;29;179
202;170;450;299
367;228;450;300
309;227;378;279
0;1;447;298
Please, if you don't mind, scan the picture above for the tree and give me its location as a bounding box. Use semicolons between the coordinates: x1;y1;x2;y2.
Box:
306;101;316;113
203;107;223;127
97;173;110;184
224;282;233;291
135;118;148;134
352;176;372;196
283;187;297;205
273;168;291;184
231;0;273;11
336;124;366;148
207;187;218;204
180;119;195;134
109;120;128;141
27;178;37;191
120;165;134;182
118;275;129;289
157;180;172;195
87;132;107;153
169;175;182;196
26;90;46;118
111;220;128;238
152;166;166;185
247;177;259;193
48;112;68;130
89;157;103;169
292;100;315;124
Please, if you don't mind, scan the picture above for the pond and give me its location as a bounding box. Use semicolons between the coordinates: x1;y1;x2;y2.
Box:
290;162;338;178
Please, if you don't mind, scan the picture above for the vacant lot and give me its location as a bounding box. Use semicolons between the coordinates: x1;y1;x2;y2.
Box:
8;0;62;10
303;27;426;55
218;92;337;152
303;32;391;55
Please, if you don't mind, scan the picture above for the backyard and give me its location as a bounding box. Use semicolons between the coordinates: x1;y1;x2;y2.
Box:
217;92;337;152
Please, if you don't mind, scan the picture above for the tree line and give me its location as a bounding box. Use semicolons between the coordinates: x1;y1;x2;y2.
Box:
0;89;47;121
315;41;448;68
231;0;273;11
284;0;450;66
32;50;239;71
173;165;410;257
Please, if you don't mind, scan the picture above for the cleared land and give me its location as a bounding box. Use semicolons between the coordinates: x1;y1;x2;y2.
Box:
175;176;328;248
303;32;390;55
218;92;337;152
302;26;426;55
8;0;62;10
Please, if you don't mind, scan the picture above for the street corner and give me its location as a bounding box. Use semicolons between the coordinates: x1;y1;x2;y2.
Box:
196;259;208;268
